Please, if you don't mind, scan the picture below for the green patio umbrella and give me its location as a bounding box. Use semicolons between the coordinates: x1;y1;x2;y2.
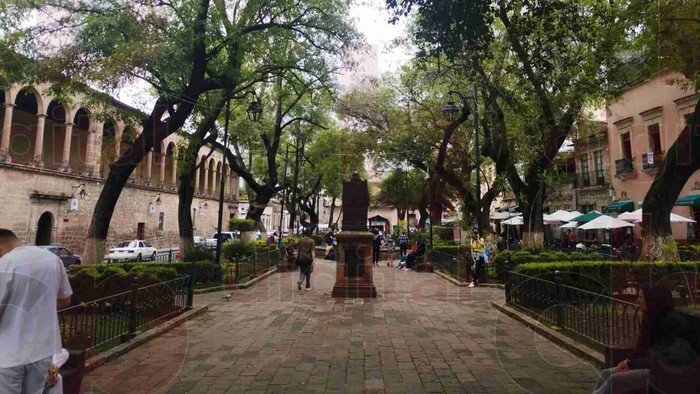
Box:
569;210;602;223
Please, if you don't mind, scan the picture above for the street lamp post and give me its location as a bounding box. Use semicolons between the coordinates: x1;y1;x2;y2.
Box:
215;92;262;280
443;88;480;234
278;144;291;248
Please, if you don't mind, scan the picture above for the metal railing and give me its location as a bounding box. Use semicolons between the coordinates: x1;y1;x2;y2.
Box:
222;249;280;284
615;158;635;176
574;170;609;188
154;248;181;262
506;271;642;348
641;151;664;170
428;249;498;282
58;276;192;354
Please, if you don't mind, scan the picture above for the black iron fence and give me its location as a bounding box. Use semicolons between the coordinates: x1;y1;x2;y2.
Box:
574;170;609;188
505;270;641;348
428;249;498;282
58;276;192;355
222;249;280;284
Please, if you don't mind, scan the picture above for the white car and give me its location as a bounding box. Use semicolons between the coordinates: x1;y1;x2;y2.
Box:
193;236;207;248
107;240;158;262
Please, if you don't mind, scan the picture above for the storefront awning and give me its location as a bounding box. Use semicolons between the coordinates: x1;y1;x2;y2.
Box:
569;211;602;223
602;200;634;214
675;195;700;207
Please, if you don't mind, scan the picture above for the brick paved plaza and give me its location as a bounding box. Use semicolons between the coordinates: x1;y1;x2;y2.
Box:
82;260;599;393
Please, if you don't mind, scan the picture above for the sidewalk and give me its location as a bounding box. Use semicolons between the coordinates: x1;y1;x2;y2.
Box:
81;258;599;393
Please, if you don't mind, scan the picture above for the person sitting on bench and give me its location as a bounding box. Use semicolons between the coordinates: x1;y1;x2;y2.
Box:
403;239;426;271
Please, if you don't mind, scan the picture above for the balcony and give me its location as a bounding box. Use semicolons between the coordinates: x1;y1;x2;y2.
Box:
574;170;609;188
641;151;664;170
615;158;635;176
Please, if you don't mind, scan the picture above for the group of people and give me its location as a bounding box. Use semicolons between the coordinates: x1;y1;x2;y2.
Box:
0;229;72;393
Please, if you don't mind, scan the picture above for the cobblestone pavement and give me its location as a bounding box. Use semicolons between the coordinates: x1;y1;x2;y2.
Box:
82;259;599;394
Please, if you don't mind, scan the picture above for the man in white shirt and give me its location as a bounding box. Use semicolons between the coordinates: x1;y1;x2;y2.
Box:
0;229;73;394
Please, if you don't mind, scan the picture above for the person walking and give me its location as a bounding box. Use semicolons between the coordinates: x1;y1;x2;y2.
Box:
469;229;486;288
371;229;382;267
0;229;73;394
296;229;315;291
398;231;409;258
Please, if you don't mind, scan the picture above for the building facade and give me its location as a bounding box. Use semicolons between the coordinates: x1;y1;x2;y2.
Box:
0;83;240;254
607;71;700;242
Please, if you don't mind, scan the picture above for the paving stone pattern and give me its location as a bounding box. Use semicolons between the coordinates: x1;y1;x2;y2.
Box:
82;259;599;393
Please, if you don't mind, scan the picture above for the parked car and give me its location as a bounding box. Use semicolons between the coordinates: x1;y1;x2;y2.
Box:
38;245;81;268
107;240;158;262
205;232;237;249
193;236;207;248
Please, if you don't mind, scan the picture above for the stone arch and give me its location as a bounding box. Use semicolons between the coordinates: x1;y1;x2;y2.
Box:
207;158;215;194
36;211;54;245
214;160;222;195
163;142;176;189
197;155;207;193
10;87;41;165
44;99;69;169
70;108;91;172
100;120;118;178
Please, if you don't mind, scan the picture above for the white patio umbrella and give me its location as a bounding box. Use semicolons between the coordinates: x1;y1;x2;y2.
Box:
577;215;635;230
490;211;519;220
560;221;579;229
502;216;524;226
618;208;696;224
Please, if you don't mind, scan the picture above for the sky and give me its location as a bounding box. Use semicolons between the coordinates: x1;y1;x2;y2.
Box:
115;0;413;110
349;0;413;74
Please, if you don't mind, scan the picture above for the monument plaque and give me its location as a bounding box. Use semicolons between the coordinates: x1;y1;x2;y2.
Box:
332;172;377;298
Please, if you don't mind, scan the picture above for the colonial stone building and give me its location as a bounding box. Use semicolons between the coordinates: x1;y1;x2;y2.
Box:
0;83;240;255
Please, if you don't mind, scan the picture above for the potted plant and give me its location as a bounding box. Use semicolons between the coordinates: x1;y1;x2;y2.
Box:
229;218;257;242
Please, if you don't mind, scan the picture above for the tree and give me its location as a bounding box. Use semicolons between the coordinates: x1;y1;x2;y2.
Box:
388;0;637;246
640;0;700;260
305;128;366;228
3;0;354;261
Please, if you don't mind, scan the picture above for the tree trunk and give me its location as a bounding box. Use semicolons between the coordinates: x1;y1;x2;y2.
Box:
246;187;275;224
328;196;336;229
177;148;198;253
642;98;700;261
429;176;444;226
84;162;136;263
520;183;546;248
417;190;429;229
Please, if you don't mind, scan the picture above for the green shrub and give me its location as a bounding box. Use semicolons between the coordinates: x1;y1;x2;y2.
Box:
129;265;179;283
514;261;700;295
68;261;217;289
229;218;257;231
494;250;601;279
432;226;455;242
181;246;215;262
222;240;255;261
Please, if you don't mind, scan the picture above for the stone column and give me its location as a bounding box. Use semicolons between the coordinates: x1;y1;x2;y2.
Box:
0;104;14;162
194;165;201;195
171;155;178;190
61;122;73;172
159;153;166;188
203;165;209;195
31;113;46;167
211;166;218;196
144;150;153;186
225;166;231;198
89;127;101;177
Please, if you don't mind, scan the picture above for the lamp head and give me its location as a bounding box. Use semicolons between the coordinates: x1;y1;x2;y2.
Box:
442;101;459;121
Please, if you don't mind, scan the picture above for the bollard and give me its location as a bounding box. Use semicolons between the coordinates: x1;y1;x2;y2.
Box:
553;270;564;328
186;261;196;309
504;255;512;301
124;279;139;342
168;248;173;262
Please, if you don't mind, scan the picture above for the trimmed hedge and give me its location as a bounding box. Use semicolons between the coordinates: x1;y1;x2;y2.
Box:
229;218;257;231
182;246;215;262
66;263;185;302
494;250;601;280
432;226;454;242
514;261;700;295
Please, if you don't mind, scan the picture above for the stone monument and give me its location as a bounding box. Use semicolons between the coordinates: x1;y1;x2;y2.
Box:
331;172;377;298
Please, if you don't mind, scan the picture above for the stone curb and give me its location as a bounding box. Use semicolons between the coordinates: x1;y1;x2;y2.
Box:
193;266;278;294
85;304;209;373
433;270;505;289
490;301;605;368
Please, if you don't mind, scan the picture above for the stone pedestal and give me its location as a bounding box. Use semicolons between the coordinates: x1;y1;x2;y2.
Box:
331;231;377;298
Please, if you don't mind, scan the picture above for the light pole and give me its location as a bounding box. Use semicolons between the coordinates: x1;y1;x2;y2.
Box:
215;92;262;280
443;88;480;234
